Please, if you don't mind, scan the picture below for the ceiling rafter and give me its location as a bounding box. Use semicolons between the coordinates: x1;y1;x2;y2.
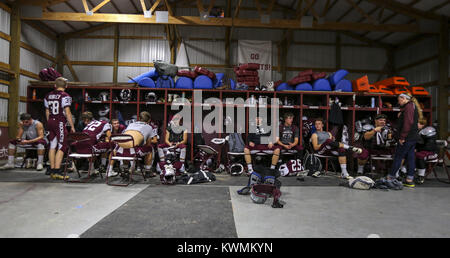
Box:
337;0;363;22
375;0;449;43
365;0;442;21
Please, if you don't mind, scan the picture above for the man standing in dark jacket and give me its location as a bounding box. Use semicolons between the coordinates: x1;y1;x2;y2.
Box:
388;93;421;188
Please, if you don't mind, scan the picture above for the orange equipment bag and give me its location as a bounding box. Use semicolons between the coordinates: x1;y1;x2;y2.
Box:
352;75;370;92
393;87;411;95
368;84;379;93
410;86;429;96
373;77;410;88
378;85;394;95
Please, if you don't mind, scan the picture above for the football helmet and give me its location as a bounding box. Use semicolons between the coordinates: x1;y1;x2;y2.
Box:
119;89;132;101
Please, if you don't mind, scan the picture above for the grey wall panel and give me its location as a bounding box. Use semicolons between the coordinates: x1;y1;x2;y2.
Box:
66;38;115;62
64;65;113;82
341;47;386;70
20;48;51;74
0;38;9;64
0;7;9;35
119;39;170;63
287;45;335;68
21;23;56;57
0;98;8;122
184;40;225;65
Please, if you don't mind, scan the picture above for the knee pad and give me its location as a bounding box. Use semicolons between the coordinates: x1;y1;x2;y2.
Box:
263;176;275;185
50;138;58;149
249;172;263;186
8;143;16;150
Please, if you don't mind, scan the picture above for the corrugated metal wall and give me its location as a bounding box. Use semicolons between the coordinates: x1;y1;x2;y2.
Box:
395;33;448;130
0;7;9;123
19;23;57;119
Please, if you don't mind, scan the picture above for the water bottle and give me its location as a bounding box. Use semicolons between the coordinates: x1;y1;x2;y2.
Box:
371;97;375;108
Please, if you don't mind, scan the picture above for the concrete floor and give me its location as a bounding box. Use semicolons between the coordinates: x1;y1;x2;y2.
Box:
0;169;449;238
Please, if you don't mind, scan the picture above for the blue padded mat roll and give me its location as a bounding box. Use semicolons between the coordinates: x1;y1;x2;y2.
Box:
295;82;312;91
138;77;156;88
213;73;225;88
194;75;213;89
175;76;193;89
230;78;236;90
276;83;293;91
313;79;331;91
328;69;348;86
156;76;174;88
128;68;159;83
335;79;352;92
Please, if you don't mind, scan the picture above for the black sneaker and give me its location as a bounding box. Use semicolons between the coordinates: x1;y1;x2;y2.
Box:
415;176;425;185
45;168;52;175
403;179;415;188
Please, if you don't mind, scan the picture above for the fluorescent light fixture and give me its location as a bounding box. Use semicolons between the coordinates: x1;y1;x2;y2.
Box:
86;10;93;16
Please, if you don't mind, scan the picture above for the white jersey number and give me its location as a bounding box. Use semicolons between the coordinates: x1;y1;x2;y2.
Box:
48;101;60;115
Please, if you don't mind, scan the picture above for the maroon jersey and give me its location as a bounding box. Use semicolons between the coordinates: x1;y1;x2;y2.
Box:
83;120;111;143
44;90;72;122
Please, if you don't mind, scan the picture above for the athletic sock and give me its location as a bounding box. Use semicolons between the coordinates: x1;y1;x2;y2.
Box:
7;156;14;165
270;164;276;169
247;164;253;173
357;165;364;174
342;144;350;150
417;168;426;177
144;165;151;171
101;158;107;167
340;164;348;176
37;155;44;165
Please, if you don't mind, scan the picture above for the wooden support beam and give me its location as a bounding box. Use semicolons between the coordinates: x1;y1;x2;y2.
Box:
336;32;341;70
438;16;449;138
63;53;80;82
345;0;375;24
82;0;90;13
396;55;439;72
113;24;119;83
365;0;442;21
26;12;429;33
337;0;362;22
224;0;231;67
8;2;20;138
91;0;111;13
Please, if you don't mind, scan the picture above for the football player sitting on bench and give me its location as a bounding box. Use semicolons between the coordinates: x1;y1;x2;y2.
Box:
276;112;304;160
111;118;126;134
0;113;46;171
106;111;157;177
72;111;112;172
414;117;438;184
355;114;394;175
311;118;362;179
157;114;188;169
244;116;280;174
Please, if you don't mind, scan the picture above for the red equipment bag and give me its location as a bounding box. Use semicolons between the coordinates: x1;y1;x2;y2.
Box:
312;72;327;80
177;70;197;79
239;63;260;70
298;69;313;77
287;75;312;86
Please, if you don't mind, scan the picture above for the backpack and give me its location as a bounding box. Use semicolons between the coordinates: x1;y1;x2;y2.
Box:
303;151;322;176
348;176;375;190
39;67;62;81
228;133;245;153
154;60;178;77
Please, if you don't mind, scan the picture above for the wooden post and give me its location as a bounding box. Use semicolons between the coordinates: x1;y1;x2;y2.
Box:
56;35;65;75
8;2;20;138
113;24;119;83
225;0;231;67
335;32;341;70
438;16;449;139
